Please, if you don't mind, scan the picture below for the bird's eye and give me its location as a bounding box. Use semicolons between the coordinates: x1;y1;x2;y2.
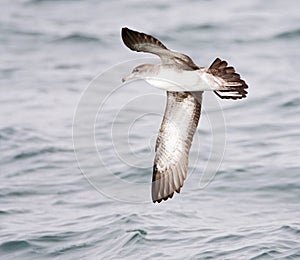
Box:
133;68;139;73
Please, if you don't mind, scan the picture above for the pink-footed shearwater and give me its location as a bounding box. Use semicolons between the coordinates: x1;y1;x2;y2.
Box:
121;27;248;203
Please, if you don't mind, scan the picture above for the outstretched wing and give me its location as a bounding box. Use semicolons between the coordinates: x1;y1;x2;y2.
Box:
152;91;202;203
121;27;199;70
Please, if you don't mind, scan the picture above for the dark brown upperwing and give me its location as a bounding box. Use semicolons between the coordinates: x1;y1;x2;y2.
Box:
121;27;199;70
122;27;168;52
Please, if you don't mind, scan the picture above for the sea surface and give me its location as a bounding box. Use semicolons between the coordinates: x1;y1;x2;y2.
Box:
1;0;300;259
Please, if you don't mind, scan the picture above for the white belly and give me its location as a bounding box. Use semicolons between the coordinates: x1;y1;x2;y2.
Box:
145;69;219;92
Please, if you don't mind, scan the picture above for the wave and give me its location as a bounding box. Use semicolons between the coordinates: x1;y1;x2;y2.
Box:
26;0;81;4
176;23;218;33
13;147;65;160
0;127;50;143
280;97;300;108
275;28;300;39
0;240;31;252
54;33;101;43
0;127;16;141
0;209;31;215
277;225;300;235
123;229;148;247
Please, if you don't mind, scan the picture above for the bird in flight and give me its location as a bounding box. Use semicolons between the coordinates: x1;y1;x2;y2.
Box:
121;27;248;203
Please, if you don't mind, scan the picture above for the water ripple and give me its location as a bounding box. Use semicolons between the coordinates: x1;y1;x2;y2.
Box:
0;240;31;252
275;28;300;39
54;33;101;43
1;0;300;259
13;147;68;160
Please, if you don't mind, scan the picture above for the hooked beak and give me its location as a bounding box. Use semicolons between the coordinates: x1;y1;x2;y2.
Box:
122;72;136;83
121;76;127;83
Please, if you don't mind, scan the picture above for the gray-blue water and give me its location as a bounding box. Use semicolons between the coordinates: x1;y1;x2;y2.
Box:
1;0;300;259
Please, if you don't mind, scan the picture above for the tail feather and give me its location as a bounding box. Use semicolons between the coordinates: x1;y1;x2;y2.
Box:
208;58;248;100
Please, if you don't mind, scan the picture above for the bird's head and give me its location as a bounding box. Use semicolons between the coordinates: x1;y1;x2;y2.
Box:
122;64;155;82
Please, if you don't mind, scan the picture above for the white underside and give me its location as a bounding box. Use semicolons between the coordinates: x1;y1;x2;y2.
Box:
145;69;220;92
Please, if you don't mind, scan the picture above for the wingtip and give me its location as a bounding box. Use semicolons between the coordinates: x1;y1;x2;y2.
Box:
121;27;138;51
121;27;128;39
121;27;169;53
121;27;130;35
152;192;175;203
121;27;137;37
152;181;179;203
121;27;132;32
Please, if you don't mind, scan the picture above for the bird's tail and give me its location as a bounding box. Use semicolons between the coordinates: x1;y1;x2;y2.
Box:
208;58;248;99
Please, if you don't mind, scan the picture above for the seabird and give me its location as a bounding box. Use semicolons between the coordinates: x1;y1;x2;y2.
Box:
121;27;248;203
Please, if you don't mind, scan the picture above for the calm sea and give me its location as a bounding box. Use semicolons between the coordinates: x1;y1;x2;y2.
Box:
1;0;300;259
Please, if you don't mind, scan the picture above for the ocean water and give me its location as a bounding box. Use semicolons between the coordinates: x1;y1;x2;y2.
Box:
1;0;300;259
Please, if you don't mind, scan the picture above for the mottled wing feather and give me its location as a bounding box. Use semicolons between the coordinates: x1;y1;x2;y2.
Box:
152;91;202;203
121;27;199;70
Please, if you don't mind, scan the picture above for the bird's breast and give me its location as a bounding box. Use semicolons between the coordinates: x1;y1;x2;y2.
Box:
145;69;218;92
